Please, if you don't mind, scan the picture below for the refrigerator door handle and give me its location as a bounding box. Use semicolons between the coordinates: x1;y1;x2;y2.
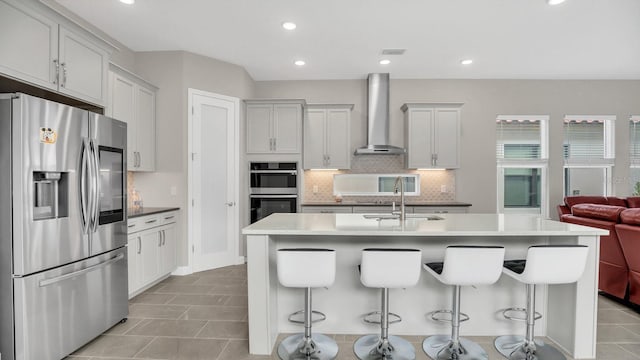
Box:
79;139;90;234
90;139;100;233
38;253;125;287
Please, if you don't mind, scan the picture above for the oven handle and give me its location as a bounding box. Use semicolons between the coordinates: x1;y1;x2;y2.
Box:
250;194;298;199
250;170;297;175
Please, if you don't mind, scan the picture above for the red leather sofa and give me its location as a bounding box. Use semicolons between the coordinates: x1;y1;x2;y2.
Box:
557;196;629;300
614;208;640;304
558;196;640;304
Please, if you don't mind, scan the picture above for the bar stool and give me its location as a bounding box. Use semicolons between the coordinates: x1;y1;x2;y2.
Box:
354;248;422;360
494;245;589;360
423;245;506;360
277;248;338;360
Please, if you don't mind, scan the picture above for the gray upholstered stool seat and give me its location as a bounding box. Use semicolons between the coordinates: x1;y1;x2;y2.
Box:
354;248;422;360
277;248;338;360
423;245;506;360
494;245;589;360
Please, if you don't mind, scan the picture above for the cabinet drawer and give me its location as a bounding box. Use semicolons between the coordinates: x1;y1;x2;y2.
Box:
301;206;352;214
412;206;468;214
127;214;161;234
352;206;414;214
159;211;178;225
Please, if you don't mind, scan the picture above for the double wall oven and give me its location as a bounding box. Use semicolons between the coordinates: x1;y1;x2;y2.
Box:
250;162;298;223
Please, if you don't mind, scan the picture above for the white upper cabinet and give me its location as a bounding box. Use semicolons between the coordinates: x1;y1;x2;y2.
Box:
0;0;58;91
0;0;110;106
246;100;304;154
58;26;108;106
304;104;353;169
108;65;157;171
402;103;462;169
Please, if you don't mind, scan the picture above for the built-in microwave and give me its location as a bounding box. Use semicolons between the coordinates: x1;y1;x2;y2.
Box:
250;162;297;195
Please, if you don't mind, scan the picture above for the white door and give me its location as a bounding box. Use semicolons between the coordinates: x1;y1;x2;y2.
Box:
189;89;240;272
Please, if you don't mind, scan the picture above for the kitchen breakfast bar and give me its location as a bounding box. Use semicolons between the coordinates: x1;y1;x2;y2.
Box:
242;213;607;359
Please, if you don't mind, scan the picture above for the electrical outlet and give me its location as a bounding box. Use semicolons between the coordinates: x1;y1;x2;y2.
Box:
313;185;319;194
170;186;177;196
440;185;447;193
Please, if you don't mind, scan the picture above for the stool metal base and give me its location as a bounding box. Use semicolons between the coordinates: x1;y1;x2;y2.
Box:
423;335;488;360
494;335;566;360
277;333;338;360
353;334;416;360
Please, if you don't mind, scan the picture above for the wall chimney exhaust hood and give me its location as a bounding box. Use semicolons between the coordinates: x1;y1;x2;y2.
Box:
354;73;406;155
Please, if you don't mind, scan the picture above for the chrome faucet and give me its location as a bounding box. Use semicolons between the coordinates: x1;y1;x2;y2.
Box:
393;176;406;221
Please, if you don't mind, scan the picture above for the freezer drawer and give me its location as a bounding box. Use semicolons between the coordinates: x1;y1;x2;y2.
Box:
13;247;128;360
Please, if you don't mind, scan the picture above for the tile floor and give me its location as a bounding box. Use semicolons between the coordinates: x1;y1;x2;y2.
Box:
66;264;640;360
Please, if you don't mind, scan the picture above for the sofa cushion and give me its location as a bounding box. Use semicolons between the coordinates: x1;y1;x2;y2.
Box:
621;208;640;225
607;197;628;207
571;204;625;222
627;197;640;208
564;196;608;208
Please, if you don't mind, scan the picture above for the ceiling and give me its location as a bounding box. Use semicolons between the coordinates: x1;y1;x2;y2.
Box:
54;0;640;81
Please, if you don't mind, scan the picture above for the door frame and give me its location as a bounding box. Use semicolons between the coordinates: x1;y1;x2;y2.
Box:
185;88;241;275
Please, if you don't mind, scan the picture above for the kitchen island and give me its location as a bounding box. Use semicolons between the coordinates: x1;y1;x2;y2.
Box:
242;213;606;359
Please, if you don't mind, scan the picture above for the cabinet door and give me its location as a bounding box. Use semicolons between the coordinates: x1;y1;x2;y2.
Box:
273;104;301;153
303;109;326;169
139;230;160;287
301;206;353;214
0;0;58;91
406;108;435;168
326;109;351;169
433;108;460;168
412;206;467;214
127;235;141;297
160;224;177;276
109;72;137;169
58;26;108;106
246;104;273;153
136;85;156;171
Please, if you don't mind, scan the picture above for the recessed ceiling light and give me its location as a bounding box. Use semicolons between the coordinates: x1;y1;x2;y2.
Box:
460;59;473;65
120;0;135;4
547;0;566;5
379;59;391;65
282;22;297;30
294;60;306;66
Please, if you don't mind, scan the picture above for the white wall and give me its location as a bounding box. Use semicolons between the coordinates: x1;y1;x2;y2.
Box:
132;51;255;267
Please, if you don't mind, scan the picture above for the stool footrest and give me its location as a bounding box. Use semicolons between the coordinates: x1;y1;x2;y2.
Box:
288;310;327;324
428;309;470;323
501;307;542;322
363;311;402;325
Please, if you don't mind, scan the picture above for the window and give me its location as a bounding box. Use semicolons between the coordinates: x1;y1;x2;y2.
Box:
630;116;640;195
496;115;548;215
563;115;615;197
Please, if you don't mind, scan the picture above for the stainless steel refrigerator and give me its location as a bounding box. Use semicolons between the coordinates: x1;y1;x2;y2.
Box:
0;93;129;360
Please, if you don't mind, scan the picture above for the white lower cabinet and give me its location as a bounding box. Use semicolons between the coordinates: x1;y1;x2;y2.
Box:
301;206;353;214
411;206;468;214
301;205;468;214
127;211;178;298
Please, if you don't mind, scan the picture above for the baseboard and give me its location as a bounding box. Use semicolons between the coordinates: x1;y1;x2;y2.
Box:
236;256;246;264
171;266;192;276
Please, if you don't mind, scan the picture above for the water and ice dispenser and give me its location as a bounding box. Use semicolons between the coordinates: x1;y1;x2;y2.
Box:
33;171;68;220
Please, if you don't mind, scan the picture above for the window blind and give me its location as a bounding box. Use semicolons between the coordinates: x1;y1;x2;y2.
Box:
496;118;541;159
631;117;640;166
563;120;605;160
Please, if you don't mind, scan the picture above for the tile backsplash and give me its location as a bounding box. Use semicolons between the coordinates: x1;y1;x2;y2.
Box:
303;154;456;203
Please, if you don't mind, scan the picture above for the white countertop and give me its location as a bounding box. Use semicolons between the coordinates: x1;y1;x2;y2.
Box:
242;213;608;237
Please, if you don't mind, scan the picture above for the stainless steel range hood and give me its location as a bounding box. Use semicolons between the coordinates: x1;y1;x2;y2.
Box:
354;73;406;155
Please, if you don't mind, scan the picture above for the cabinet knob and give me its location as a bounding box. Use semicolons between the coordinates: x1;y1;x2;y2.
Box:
226;202;235;207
